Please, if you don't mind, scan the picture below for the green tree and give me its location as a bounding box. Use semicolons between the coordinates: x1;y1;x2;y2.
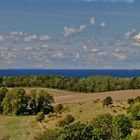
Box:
0;88;8;113
28;89;54;114
63;123;93;140
2;88;29;115
127;102;140;120
112;114;132;140
91;113;113;140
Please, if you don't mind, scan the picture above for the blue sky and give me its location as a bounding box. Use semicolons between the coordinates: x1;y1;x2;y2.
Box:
0;0;140;69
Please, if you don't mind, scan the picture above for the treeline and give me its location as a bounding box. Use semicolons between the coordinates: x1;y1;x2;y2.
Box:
0;75;140;92
0;88;54;115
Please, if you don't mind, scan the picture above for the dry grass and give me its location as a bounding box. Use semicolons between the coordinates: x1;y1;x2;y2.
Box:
15;88;140;104
1;88;140;139
44;100;128;129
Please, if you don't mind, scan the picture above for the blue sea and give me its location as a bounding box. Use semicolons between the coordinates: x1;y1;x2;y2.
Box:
0;69;140;78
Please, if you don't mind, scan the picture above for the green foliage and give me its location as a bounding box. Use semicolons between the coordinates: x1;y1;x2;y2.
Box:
54;104;63;113
63;122;93;140
36;112;45;122
112;114;132;140
127;102;140;120
0;88;54;115
28;89;54;114
2;88;29;115
0;88;8;113
1;75;140;93
35;123;93;140
91;113;113;140
127;131;140;140
103;96;113;107
36;113;132;140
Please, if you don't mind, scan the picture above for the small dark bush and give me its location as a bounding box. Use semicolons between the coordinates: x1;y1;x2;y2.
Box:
127;98;134;104
54;104;63;113
103;96;113;107
56;114;75;127
64;114;75;124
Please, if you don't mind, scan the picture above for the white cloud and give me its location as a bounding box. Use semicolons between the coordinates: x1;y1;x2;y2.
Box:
90;17;96;25
63;24;86;37
81;0;135;3
112;53;127;60
51;51;64;59
0;35;5;42
79;24;87;31
40;35;50;41
100;22;107;28
42;44;49;49
10;32;24;36
24;35;38;42
75;53;80;59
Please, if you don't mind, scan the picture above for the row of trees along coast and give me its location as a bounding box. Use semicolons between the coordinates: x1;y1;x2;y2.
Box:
0;75;140;93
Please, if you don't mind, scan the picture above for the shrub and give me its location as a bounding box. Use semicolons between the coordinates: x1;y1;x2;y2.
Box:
135;96;140;102
56;114;75;127
63;122;94;140
54;104;63;113
64;114;75;124
127;102;140;120
112;114;132;139
127;98;134;104
103;96;113;107
91;113;113;140
127;131;140;140
36;112;45;122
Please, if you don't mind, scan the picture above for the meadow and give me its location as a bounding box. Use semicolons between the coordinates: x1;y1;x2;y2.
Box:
0;88;140;140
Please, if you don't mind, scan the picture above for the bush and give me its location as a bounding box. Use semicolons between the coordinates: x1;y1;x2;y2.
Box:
103;96;113;107
91;113;113;140
112;114;132;139
127;131;140;140
63;122;93;140
36;112;45;122
127;98;134;104
64;114;75;124
56;114;75;127
127;102;140;120
54;104;63;113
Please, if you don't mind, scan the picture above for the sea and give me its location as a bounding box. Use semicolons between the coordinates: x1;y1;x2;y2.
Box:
0;69;140;78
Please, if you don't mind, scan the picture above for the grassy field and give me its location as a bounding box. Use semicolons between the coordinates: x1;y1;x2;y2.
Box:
44;100;128;129
22;88;140;103
0;88;140;139
0;116;36;140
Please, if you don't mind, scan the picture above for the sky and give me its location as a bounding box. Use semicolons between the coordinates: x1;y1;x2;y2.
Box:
0;0;140;69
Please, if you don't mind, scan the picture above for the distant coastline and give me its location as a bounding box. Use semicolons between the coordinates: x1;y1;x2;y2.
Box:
0;69;140;78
